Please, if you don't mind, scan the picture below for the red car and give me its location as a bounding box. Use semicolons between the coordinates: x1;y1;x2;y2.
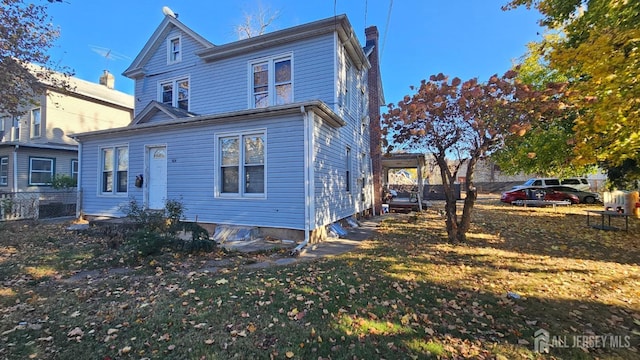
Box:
500;187;580;204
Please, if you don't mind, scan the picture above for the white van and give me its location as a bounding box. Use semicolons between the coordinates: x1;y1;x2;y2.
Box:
516;177;591;191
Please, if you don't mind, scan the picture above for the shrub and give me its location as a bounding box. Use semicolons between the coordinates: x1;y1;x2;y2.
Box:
118;198;215;256
51;174;77;189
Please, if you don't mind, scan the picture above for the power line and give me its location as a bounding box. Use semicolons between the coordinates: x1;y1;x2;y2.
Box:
364;0;368;27
381;0;393;64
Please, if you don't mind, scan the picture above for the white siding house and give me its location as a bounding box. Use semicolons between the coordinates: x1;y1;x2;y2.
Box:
72;13;384;243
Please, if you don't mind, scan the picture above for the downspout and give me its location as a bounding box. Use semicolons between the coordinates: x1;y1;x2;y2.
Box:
76;142;82;218
370;155;376;216
12;145;18;193
291;106;312;256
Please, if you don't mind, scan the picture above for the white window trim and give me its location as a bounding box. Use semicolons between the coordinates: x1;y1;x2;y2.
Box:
0;157;8;186
247;52;293;108
71;159;79;182
29;157;54;186
167;35;182;64
215;129;267;199
12;116;20;141
158;76;190;110
99;145;129;196
31;108;41;138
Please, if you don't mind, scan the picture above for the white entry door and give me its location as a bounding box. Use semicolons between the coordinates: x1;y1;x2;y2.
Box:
148;146;167;210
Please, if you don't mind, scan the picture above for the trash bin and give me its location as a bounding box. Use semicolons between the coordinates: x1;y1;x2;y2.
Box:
604;191;639;215
381;204;389;214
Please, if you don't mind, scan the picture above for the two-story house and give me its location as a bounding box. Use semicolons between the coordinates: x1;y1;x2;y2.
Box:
0;68;134;193
72;12;384;244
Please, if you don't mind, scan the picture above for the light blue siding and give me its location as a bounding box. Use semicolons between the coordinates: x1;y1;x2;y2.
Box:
135;29;337;117
80;113;307;229
92;16;376;233
134;27;207;117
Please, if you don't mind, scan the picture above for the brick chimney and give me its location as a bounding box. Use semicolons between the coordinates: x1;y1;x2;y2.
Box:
99;70;115;89
365;26;384;214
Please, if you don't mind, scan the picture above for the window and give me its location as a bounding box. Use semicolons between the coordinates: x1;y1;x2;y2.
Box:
345;59;353;110
12;116;20;141
29;157;54;185
167;36;181;63
101;146;128;194
0;157;7;186
71;159;79;182
346;147;351;192
251;55;292;108
160;78;189;110
219;131;265;197
31;108;41;138
0;117;5;142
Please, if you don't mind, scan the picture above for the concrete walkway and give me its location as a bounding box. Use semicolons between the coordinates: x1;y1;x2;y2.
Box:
233;216;385;269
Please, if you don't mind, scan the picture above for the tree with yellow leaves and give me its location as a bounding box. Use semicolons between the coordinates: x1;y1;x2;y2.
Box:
504;0;640;187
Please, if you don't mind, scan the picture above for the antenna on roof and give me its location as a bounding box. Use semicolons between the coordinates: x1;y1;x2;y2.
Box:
162;6;177;18
90;45;131;71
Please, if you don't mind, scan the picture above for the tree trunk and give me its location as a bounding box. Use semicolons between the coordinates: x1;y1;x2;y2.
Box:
457;155;479;242
436;155;459;243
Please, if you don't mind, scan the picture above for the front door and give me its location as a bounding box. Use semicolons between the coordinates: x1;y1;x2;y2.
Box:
147;146;167;210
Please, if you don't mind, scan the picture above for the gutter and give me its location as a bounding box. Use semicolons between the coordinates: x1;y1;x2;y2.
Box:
12;145;18;193
76;142;82;218
291;106;313;256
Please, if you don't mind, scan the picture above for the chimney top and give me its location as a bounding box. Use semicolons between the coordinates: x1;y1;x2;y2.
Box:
99;70;115;89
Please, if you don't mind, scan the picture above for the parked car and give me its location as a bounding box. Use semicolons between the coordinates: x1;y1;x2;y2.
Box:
544;186;601;204
513;177;591;191
500;187;580;204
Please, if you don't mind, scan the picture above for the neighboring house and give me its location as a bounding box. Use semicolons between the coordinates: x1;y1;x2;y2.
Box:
72;12;384;243
0;69;134;192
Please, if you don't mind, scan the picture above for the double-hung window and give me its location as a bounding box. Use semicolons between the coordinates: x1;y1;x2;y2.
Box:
160;77;189;110
218;131;265;197
71;159;79;182
251;54;292;108
31;108;41;138
101;146;128;195
167;36;181;64
0;157;8;186
29;157;54;185
12;116;20;141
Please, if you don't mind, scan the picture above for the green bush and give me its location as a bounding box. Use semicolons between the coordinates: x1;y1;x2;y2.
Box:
118;198;215;256
51;174;77;189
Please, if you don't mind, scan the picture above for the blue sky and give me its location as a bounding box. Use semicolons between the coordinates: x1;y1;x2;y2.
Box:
46;0;543;105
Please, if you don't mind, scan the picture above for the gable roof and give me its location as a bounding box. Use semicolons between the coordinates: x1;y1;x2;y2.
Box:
123;14;215;79
131;100;197;125
197;14;369;71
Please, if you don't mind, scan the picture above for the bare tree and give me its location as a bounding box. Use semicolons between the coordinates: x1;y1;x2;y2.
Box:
235;2;280;39
0;0;73;116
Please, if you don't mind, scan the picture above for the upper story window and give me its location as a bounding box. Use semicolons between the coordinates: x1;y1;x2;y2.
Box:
101;145;128;195
344;59;353;110
218;131;266;197
160;78;189;110
29;157;54;186
0;116;5;142
12;116;20;141
31;108;41;138
167;36;181;64
251;54;292;108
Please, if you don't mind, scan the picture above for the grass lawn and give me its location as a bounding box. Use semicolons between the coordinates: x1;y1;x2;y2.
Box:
1;199;639;359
